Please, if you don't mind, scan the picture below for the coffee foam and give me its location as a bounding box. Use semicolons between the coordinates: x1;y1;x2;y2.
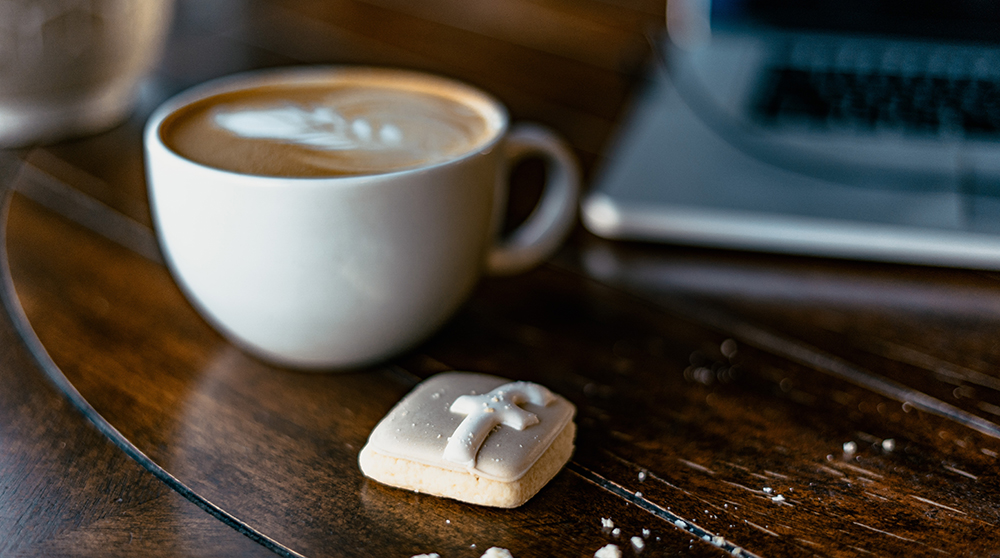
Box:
160;81;498;177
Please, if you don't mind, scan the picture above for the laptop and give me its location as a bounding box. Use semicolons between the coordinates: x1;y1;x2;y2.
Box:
582;0;1000;269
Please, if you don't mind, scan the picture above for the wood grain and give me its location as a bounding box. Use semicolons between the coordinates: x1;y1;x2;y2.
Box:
10;174;1000;555
5;186;732;557
0;173;273;558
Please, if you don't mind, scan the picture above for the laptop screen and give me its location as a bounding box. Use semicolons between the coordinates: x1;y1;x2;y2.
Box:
711;0;1000;43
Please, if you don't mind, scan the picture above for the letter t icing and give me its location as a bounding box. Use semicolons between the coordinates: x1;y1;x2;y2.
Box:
443;381;555;467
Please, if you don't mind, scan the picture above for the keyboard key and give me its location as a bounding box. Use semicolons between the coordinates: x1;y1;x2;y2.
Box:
755;67;1000;137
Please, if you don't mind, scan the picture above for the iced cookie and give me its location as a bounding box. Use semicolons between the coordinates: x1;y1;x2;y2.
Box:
359;372;576;508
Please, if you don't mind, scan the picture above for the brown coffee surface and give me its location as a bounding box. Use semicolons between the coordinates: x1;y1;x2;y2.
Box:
160;82;495;177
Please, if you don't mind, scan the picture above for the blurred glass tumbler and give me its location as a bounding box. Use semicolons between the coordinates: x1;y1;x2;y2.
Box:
144;67;581;369
0;0;173;147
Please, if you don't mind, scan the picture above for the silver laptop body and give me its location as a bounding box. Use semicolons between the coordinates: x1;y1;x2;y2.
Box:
583;0;1000;268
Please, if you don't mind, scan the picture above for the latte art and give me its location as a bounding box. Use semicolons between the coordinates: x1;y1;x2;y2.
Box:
212;105;406;150
160;82;497;177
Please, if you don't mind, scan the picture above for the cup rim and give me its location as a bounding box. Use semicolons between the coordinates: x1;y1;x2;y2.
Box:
144;65;511;182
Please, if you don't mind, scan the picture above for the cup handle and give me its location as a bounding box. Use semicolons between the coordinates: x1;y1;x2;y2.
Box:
485;124;581;276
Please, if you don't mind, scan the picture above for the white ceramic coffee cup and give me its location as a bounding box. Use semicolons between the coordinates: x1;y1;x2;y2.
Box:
145;67;580;369
0;0;174;147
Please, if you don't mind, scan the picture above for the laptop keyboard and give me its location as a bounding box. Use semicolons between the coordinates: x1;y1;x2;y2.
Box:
755;67;1000;137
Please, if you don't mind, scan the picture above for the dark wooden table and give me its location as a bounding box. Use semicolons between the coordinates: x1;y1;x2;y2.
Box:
3;1;1000;556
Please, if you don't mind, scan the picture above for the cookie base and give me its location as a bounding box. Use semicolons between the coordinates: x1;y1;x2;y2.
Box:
359;422;575;508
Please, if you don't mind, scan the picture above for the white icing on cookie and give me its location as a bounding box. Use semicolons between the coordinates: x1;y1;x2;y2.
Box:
363;372;575;482
443;381;555;467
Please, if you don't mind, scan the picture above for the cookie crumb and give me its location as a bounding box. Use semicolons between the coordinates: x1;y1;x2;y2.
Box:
642;528;651;538
411;554;440;558
480;547;513;558
601;517;614;529
612;527;621;537
631;536;645;552
594;543;622;558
